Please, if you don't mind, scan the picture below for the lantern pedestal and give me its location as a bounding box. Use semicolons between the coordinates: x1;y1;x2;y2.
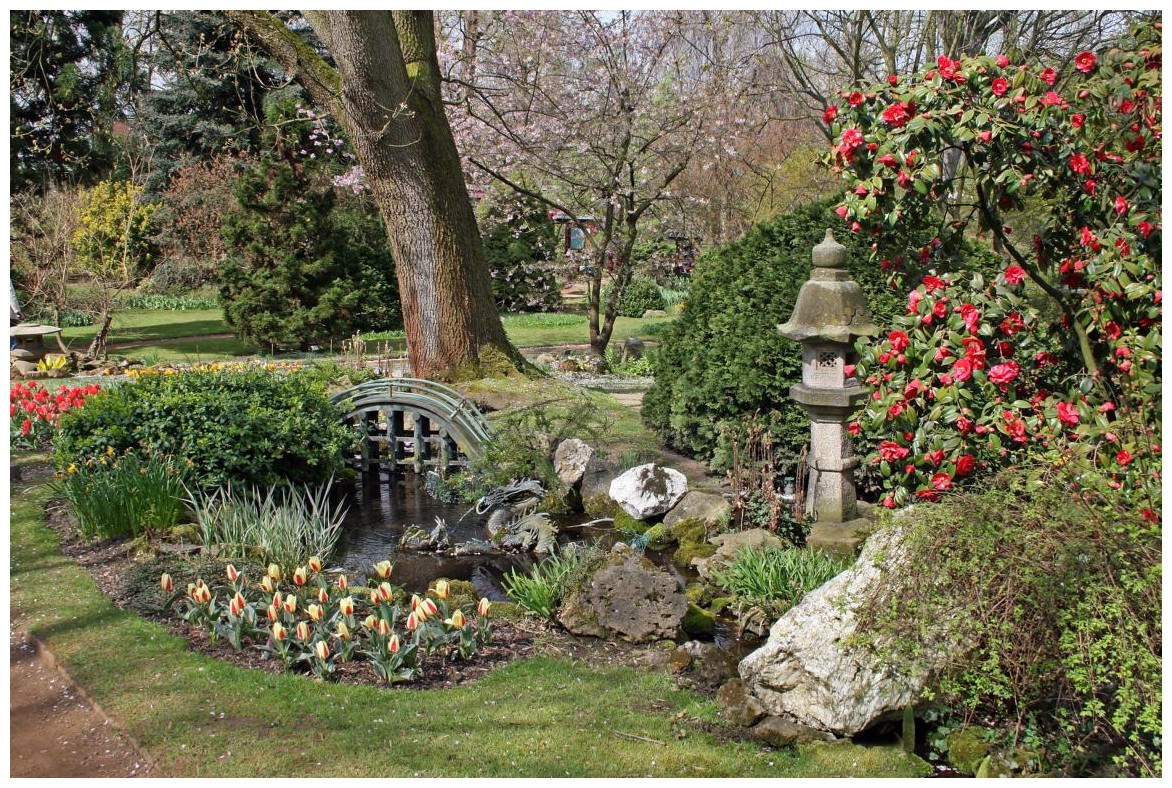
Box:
778;230;880;556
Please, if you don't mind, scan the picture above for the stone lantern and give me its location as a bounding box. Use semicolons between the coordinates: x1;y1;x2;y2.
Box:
778;229;880;553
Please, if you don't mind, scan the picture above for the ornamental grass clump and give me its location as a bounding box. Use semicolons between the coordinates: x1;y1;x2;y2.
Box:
710;546;848;626
501;546;594;620
163;560;494;683
187;480;347;575
56;449;190;540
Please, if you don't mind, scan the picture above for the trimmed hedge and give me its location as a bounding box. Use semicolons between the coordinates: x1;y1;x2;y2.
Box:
643;199;996;473
54;368;357;489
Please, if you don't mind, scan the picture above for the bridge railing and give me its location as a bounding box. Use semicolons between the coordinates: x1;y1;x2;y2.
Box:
330;377;494;460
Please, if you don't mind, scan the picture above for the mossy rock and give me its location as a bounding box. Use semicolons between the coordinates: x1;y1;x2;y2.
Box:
682;602;717;636
167;523;201;543
946;727;992;776
685;582;707;605
612;510;649;533
582;491;623;518
674;540;717;566
708;596;734;615
643;523;674;550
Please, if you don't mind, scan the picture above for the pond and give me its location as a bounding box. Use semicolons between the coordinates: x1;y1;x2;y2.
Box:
332;474;703;608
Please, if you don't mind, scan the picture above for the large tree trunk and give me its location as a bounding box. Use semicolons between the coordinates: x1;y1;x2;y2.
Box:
228;11;523;381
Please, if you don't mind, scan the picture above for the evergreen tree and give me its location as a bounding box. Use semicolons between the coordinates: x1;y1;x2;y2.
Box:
10;10;133;189
137;11;284;194
219;160;400;350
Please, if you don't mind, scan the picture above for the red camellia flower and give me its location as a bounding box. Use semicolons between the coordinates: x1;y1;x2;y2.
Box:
931;472;953;491
1000;312;1024;335
1040;67;1057;85
996;54;1009;68
921;274;946;293
915;488;942;502
991;77;1009;97
822;104;839;124
1056;401;1080;426
1002;265;1027;285
1069;153;1091;174
848;421;861;436
952;357;974;382
878;440;910;463
926;449;944;466
1040;91;1063;106
988;361;1019;385
881;101;910;127
1074;51;1097;73
888;330;910;352
876;153;898;168
848;91;864;106
958;303;981;333
962;337;987;368
1114;195;1129;214
1116;449;1133;466
1104;320;1121;340
1071;113;1086;129
955;454;976;476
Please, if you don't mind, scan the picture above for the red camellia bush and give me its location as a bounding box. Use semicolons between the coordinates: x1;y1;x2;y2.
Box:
823;22;1160;513
10;381;102;449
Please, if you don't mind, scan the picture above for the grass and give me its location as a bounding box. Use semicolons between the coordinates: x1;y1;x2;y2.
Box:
59;308;230;346
10;452;930;778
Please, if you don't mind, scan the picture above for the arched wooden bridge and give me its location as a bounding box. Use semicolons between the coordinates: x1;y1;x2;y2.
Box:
330;378;493;475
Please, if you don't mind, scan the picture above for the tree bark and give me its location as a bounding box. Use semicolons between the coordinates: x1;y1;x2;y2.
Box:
228;10;523;380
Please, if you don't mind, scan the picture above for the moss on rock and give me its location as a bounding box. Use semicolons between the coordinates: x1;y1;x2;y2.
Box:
682;602;717;636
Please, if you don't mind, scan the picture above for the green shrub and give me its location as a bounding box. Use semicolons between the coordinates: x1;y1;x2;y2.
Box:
56;450;190;540
603;275;666;318
187;479;347;573
643;198;996;473
710;545;848;624
856;464;1161;776
54;368;357;490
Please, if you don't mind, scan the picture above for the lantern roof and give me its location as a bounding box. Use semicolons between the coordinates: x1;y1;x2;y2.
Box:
778;230;880;344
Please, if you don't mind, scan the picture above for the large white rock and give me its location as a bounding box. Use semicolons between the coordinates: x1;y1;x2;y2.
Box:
608;463;688;520
738;526;955;736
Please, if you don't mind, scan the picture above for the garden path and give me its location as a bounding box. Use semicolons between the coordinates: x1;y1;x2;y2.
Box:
9;624;153;777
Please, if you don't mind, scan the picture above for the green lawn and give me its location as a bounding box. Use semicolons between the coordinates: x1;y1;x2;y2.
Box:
56;309;671;362
9;452;929;778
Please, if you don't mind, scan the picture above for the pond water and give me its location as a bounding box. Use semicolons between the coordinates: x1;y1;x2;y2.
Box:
332;473;698;605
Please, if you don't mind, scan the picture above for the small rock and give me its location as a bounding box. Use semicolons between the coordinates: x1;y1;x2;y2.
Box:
715;679;767;727
619;336;645;362
642;309;668;318
452;540;502;557
553;438;595;487
557;552;687;643
663;491;732;529
749;716;837;748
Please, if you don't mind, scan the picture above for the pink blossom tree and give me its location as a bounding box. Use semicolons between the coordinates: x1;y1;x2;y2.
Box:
442;10;757;356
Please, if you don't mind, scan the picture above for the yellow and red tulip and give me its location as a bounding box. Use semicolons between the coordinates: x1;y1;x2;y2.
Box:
378;582;394;603
405;612;420;631
267;604;280;622
226;564;239;582
317;587;330;604
267;563;282;580
315;640;330;661
446;609;467;628
410;594;422;611
336;621;351;641
307;603;324;622
260;575;275;594
292;566;309;586
374;560;393;579
160;573;173;592
283;595;298;614
433;579;450;599
336;575;348;590
296;621;311;641
230;592;247;616
272;621;287;641
477;598;492;617
339;596;354;617
421;598;438;617
388;633;400;653
308;556;322;573
377;618;392;637
363;614;378;630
